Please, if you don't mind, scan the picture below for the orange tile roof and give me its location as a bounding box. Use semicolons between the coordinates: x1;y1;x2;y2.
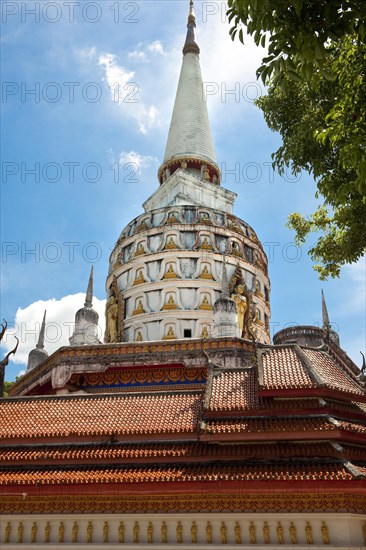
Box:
0;441;339;465
0;393;201;440
204;417;340;435
0;461;355;485
303;349;363;395
261;348;316;390
209;370;259;411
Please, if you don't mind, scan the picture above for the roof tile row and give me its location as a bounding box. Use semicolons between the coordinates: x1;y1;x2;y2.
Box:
0;393;201;439
0;442;339;463
261;348;316;390
303;349;363;395
0;462;355;485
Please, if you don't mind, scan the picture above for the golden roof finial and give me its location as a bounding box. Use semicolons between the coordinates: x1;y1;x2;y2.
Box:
183;0;199;55
189;0;195;18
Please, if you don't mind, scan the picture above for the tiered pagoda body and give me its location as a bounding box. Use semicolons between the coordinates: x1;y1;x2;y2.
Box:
1;3;365;548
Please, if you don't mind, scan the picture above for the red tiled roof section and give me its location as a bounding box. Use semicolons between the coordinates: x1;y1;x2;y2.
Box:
205;417;340;435
337;420;366;434
0;393;201;440
0;442;338;464
0;462;354;485
303;349;363;395
209;370;259;411
261;348;316;390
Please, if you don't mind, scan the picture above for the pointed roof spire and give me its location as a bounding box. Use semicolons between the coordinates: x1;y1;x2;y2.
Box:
321;289;330;330
183;0;200;55
70;267;100;346
27;311;49;370
321;289;340;346
36;310;46;349
158;1;220;186
84;266;94;308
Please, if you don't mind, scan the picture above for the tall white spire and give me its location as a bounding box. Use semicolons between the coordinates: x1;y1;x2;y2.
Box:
27;310;49;370
36;310;47;349
70;267;101;346
158;0;220;186
85;265;94;308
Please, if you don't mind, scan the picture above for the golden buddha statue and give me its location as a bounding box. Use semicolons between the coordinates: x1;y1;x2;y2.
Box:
132;299;145;316
220;522;227;544
118;522;125;544
234;522;241;544
200;236;213;250
103;521;108;543
206;522;212;544
176;521;183;544
133;522;139;544
289;522;296;544
87;521;93;543
58;522;64;543
231;284;247;336
321;522;329;545
5;522;11;544
133;269;146;286
147;522;153;544
305;521;313;545
44;522;51;544
31;522;37;544
164;236;179;250
199;294;212;310
162;294;177;310
166;212;178;224
18;522;23;544
163;326;176;340
72;522;78;544
163;264;177;279
276;522;283;544
201;326;209;338
199;264;213;279
134;242;146;256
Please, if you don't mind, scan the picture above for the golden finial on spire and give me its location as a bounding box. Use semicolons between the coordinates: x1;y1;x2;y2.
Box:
184;0;199;55
188;0;196;24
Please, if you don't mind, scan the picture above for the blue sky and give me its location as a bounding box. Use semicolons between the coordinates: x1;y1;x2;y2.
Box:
1;0;365;379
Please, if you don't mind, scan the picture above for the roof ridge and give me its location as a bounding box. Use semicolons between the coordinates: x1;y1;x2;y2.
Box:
295;345;326;387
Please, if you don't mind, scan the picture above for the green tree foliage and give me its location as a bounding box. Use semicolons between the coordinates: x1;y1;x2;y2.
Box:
227;0;366;278
3;381;14;397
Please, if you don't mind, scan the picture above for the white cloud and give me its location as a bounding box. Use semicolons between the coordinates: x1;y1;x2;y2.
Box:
128;50;147;62
2;294;106;368
77;46;97;60
197;11;267;119
128;40;166;62
147;41;165;55
98;53;135;96
119;150;158;171
98;52;159;134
